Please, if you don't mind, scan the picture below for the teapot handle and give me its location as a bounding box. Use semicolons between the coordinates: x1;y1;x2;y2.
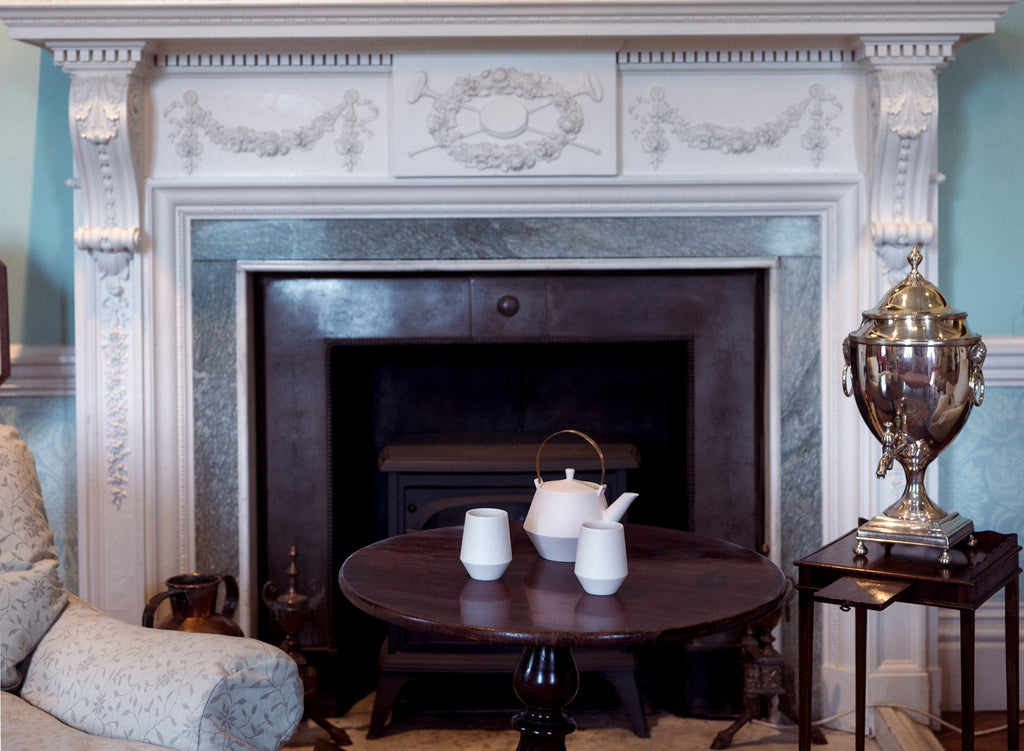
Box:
536;429;605;487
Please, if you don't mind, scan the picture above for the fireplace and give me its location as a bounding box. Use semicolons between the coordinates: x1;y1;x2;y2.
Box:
252;264;766;714
172;192;836;720
3;0;1011;732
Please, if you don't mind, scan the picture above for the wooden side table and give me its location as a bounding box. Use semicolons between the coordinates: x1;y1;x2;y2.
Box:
795;529;1021;751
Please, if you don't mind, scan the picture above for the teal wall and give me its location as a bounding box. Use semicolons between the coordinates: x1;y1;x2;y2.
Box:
0;40;73;346
1;36;77;590
938;0;1024;335
935;2;1024;549
0;399;77;590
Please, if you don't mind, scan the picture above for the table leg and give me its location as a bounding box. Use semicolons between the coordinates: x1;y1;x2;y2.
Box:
960;610;975;751
512;645;580;751
1005;578;1019;751
799;589;814;751
855;607;867;751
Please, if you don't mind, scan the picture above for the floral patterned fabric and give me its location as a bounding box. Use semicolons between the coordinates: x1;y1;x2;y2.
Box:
0;424;69;691
2;691;165;750
0;424;304;750
20;596;304;750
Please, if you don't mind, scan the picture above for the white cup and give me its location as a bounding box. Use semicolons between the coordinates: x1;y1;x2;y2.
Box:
460;508;513;581
574;520;628;596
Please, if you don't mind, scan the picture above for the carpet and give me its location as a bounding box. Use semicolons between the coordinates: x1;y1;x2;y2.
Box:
285;692;883;751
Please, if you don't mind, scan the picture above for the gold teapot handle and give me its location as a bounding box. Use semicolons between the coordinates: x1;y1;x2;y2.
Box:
536;429;605;487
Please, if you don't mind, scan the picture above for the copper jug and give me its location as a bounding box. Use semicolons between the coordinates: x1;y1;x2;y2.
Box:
142;573;244;636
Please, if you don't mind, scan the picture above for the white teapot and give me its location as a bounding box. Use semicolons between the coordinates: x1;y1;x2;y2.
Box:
523;431;639;562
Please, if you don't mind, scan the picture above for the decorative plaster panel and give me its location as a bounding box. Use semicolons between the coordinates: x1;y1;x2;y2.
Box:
619;68;863;176
392;53;616;177
149;67;391;177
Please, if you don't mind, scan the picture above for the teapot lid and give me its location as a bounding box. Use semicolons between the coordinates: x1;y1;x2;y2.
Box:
846;246;980;346
540;468;599;493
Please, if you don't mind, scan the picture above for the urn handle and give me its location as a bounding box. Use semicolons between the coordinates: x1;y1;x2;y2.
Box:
219;574;240;620
969;366;985;407
842;364;854;398
969;341;987;407
841;337;854;397
142;590;174;628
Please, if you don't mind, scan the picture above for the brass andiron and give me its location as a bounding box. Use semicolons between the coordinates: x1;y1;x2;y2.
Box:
263;546;351;749
710;594;826;749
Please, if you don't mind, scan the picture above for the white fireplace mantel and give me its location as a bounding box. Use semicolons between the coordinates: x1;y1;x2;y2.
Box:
1;0;1015;43
2;0;1017;724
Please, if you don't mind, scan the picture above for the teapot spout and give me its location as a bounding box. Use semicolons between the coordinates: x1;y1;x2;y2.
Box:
603;492;639;523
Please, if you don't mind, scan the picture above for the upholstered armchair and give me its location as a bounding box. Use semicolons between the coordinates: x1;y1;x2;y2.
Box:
0;424;304;750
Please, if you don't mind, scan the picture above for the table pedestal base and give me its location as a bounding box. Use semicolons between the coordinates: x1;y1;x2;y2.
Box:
513;646;580;751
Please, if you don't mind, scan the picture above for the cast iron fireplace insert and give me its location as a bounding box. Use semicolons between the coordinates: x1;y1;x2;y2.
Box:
254;268;766;718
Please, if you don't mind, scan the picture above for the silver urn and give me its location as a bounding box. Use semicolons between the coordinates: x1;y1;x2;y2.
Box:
842;247;986;563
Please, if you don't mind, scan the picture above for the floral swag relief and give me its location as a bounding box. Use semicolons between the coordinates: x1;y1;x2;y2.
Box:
628;84;842;168
407;67;604;172
163;89;379;173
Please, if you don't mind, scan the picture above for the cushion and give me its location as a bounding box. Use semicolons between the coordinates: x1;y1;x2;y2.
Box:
1;691;165;750
0;424;69;691
21;596;303;751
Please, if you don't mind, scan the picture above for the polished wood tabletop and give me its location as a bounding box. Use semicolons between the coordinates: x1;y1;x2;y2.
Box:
339;523;786;646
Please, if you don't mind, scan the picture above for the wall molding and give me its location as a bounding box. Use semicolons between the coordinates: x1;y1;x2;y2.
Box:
0;345;75;397
0;336;1017;397
982;336;1024;387
0;337;1019;397
938;600;1024;710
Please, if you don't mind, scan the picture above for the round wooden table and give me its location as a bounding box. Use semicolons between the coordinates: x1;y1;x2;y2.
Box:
338;523;786;751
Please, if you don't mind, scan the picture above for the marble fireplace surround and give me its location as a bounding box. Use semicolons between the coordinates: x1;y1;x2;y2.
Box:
2;0;1017;723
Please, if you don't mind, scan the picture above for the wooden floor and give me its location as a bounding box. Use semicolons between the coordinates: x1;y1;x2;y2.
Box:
933;712;1020;751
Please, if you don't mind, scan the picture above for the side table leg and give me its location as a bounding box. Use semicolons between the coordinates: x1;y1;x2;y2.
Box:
512;645;580;751
961;610;975;751
799;589;815;751
856;607;867;751
1005;578;1020;751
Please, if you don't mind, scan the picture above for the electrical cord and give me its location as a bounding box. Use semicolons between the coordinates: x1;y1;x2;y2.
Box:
752;703;1022;737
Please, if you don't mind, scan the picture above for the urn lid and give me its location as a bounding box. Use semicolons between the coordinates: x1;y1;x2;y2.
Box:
847;247;980;345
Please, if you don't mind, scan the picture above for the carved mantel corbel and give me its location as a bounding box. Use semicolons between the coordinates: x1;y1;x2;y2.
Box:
50;42;145;291
46;42;151;621
859;37;957;284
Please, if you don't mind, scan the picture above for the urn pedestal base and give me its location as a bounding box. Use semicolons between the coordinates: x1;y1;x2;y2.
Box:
855;512;975;563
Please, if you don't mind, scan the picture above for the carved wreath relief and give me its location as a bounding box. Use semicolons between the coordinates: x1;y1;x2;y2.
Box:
405;67;604;172
163;89;379;174
628;84;842;168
